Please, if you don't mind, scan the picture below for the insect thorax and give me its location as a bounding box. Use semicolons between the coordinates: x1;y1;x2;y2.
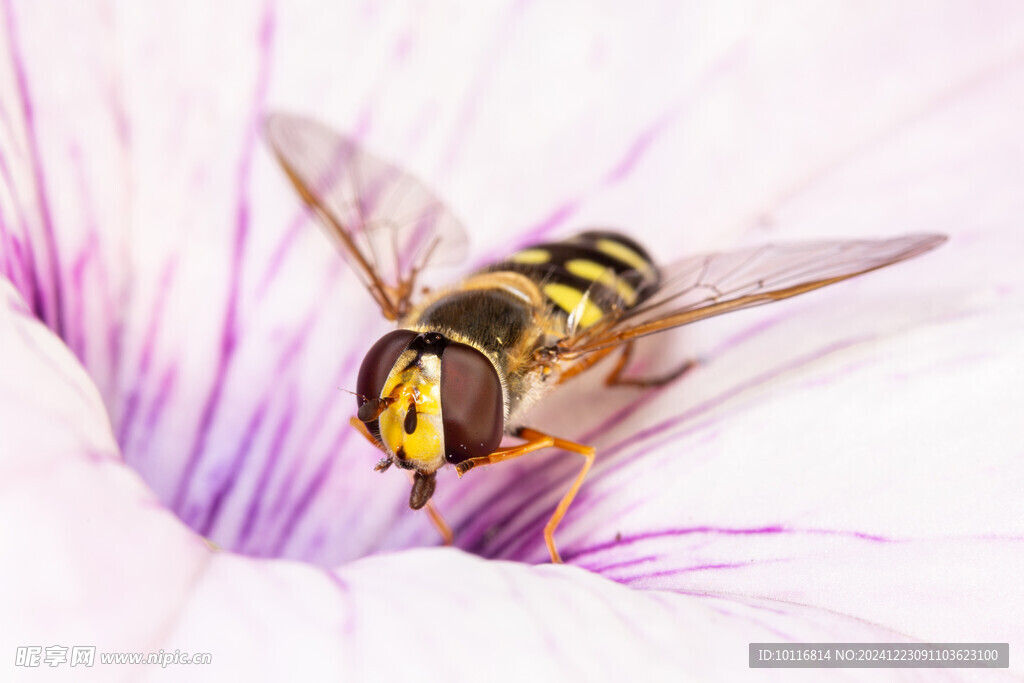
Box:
402;231;662;424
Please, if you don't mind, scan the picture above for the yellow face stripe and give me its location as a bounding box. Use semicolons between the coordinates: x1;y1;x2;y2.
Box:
378;359;445;470
595;238;652;277
542;282;604;328
565;259;638;306
509;248;550;265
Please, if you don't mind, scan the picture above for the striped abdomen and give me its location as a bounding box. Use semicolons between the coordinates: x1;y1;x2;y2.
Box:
484;230;660;328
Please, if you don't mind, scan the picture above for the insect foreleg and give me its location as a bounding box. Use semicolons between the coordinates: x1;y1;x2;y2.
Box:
349;416;453;546
456;427;595;564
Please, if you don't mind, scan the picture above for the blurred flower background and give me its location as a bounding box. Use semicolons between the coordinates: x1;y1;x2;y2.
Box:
1;1;1023;680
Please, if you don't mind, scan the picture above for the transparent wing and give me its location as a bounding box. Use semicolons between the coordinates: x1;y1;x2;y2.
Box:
265;112;468;320
558;234;947;358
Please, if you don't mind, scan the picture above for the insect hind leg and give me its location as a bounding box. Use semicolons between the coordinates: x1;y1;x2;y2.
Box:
604;341;696;389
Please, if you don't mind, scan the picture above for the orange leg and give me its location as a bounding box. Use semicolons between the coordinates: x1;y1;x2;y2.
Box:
349;417;387;465
349;417;454;547
557;346;617;384
603;341;696;388
559;343;695;388
456;427;595;564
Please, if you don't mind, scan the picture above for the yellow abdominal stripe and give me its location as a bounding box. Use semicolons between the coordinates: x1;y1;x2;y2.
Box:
510;248;551;264
565;259;638;305
595;238;653;278
511;240;652;327
542;282;605;328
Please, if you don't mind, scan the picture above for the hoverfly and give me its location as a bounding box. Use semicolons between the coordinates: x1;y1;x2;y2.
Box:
265;113;945;563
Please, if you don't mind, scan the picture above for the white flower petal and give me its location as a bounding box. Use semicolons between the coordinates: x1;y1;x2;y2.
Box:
0;290;938;679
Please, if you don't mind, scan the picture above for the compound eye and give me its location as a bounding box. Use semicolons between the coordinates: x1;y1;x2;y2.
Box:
440;342;504;464
356;330;417;436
